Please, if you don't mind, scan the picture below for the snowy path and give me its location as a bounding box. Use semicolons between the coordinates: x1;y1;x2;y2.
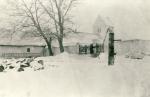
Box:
68;55;141;97
0;54;150;97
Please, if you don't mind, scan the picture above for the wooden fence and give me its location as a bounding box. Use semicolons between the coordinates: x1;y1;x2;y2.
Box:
1;53;43;58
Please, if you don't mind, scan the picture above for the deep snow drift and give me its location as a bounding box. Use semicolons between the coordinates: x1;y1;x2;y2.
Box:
0;52;150;97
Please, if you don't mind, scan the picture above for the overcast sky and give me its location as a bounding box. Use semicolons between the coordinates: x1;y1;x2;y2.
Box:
73;0;150;40
0;0;150;40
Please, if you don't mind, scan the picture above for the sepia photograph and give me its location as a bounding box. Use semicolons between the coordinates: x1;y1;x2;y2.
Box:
0;0;150;97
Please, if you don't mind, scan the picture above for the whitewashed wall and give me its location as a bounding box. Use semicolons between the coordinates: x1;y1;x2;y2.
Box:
0;45;45;58
44;45;79;56
115;40;150;55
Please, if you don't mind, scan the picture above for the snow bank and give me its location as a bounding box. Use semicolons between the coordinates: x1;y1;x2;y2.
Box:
0;54;150;97
98;53;108;64
125;51;145;59
36;52;69;61
35;52;70;69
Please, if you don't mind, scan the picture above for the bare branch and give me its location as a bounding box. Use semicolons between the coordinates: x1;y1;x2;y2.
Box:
63;0;77;17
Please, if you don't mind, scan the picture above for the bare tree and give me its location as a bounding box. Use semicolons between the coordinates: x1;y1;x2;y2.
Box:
0;19;24;40
8;0;54;56
38;0;78;53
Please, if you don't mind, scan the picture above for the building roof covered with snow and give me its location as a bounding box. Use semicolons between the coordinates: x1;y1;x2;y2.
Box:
0;32;101;47
52;32;101;47
0;37;46;47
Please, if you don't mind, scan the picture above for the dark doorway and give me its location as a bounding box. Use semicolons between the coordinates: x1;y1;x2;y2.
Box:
90;44;94;54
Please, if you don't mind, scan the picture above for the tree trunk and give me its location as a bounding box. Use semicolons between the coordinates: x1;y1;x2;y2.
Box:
46;41;53;56
36;27;53;56
58;37;64;53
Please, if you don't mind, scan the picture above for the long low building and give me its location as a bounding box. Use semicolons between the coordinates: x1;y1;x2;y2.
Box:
115;39;150;56
0;38;46;58
0;32;102;58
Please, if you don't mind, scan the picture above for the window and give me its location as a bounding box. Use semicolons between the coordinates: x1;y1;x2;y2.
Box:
27;48;30;52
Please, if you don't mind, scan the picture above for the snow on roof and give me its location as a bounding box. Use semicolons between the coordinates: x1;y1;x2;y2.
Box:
93;15;114;44
52;32;101;47
0;32;100;47
0;37;46;46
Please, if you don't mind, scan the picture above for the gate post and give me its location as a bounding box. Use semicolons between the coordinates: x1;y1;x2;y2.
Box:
108;32;115;65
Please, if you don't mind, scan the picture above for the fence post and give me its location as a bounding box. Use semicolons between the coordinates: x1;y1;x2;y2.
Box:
108;32;115;65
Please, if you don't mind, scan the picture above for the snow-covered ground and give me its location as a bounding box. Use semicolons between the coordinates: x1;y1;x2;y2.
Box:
0;52;150;97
